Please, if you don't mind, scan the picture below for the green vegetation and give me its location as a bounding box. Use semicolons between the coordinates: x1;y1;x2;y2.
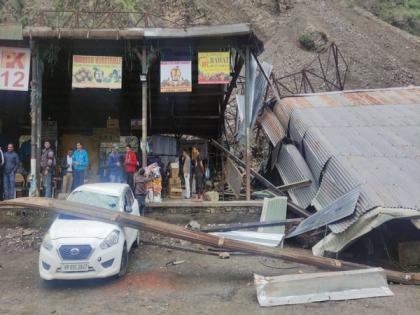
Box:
298;29;328;51
362;0;420;36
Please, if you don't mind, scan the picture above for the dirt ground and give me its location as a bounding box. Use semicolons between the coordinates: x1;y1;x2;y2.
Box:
0;228;419;315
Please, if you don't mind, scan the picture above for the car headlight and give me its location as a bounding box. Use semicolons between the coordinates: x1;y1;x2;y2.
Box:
100;230;120;249
42;233;53;251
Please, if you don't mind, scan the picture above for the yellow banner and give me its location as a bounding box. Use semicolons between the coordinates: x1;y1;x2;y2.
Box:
198;52;230;84
72;55;122;89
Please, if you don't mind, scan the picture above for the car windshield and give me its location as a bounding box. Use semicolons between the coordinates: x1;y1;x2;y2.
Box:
67;190;120;211
57;190;120;220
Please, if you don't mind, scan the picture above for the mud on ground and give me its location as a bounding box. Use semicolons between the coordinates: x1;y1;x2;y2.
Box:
0;227;419;315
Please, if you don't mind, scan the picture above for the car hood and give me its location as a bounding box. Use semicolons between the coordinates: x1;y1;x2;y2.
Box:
49;218;119;240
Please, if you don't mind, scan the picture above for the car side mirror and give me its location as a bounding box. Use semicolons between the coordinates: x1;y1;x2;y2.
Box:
124;204;133;213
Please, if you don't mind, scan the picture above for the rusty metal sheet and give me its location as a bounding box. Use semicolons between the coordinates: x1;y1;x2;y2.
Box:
259;108;286;146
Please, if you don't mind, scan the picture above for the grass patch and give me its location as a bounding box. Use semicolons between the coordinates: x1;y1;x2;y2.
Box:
360;0;420;36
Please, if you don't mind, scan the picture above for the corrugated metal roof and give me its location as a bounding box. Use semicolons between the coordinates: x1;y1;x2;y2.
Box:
287;103;420;233
274;144;319;208
262;87;420;234
274;86;420;131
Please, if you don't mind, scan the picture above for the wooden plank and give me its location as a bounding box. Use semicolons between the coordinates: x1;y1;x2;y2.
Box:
1;197;419;285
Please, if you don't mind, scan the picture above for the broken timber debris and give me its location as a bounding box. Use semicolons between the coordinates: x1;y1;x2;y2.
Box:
254;268;393;306
200;218;302;232
1;197;419;285
210;139;311;217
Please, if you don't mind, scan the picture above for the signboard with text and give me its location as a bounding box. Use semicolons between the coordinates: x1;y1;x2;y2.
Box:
198;52;230;84
0;47;30;91
72;55;122;89
160;61;192;93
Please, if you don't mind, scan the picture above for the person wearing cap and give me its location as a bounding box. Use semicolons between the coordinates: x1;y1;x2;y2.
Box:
107;145;122;183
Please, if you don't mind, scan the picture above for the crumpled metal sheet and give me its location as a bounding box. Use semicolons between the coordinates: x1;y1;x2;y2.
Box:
254;268;393;306
286;186;360;238
275;144;319;209
313;207;420;256
210;231;284;247
259;108;286;146
258;197;287;234
251;61;273;128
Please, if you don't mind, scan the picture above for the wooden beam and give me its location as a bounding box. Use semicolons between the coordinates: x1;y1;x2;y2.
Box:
210;139;311;217
1;197;419;285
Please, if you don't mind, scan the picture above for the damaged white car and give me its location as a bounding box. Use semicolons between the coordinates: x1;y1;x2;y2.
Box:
39;183;140;280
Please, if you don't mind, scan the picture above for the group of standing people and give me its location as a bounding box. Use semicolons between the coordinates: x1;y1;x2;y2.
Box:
106;144;138;189
181;147;205;201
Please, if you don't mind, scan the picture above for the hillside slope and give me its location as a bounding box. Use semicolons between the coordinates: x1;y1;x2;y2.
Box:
1;0;420;89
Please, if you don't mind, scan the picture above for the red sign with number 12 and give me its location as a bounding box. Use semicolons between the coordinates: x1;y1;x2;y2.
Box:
0;47;30;91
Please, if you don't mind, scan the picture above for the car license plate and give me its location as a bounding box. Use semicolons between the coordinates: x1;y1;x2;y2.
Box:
61;262;89;272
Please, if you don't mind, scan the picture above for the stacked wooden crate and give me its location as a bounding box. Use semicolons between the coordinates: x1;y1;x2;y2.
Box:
168;163;182;199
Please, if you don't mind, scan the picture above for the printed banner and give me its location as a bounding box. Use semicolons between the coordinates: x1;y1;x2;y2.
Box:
160;61;192;93
72;55;122;89
0;47;30;91
198;52;230;84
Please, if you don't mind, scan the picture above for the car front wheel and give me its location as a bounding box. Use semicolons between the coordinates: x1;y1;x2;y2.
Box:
118;243;128;277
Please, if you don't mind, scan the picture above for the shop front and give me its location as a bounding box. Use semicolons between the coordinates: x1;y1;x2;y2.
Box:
0;23;262;200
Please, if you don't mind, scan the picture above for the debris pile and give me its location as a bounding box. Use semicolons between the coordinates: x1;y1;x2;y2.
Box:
0;227;44;252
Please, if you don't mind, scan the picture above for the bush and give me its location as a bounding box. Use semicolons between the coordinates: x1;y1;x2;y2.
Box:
298;29;328;51
299;32;316;50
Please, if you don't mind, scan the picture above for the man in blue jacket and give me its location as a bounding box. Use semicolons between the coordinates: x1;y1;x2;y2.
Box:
72;142;89;189
107;145;122;183
3;143;20;200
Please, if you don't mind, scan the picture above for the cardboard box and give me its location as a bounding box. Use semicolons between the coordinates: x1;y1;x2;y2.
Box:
107;118;119;129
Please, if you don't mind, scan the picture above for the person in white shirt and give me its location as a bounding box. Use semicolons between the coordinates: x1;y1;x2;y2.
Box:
61;148;74;194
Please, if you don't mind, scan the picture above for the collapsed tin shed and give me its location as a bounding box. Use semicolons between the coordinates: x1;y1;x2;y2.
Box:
259;86;420;257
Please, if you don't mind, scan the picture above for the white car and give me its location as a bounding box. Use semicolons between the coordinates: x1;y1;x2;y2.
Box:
39;183;140;280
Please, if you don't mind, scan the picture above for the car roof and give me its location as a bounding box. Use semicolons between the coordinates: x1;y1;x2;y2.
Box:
73;183;129;197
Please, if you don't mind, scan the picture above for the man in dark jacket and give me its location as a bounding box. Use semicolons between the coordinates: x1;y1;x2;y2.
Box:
133;168;152;216
107;145;122;183
3;143;20;200
41;140;55;198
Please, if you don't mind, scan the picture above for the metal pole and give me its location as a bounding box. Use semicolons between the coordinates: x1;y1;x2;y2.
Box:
244;47;251;200
141;45;147;168
29;39;42;197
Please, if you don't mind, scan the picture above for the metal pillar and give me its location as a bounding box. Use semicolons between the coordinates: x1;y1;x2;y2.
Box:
141;45;148;168
29;40;42;197
244;47;251;200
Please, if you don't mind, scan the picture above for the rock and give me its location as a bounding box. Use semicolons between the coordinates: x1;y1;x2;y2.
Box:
185;220;201;230
219;252;230;259
204;191;219;202
22;228;36;236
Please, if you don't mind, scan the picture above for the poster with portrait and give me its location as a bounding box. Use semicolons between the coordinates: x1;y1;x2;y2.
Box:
160;60;192;93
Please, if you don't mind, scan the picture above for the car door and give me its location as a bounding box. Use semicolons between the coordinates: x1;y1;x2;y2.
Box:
123;189;139;247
